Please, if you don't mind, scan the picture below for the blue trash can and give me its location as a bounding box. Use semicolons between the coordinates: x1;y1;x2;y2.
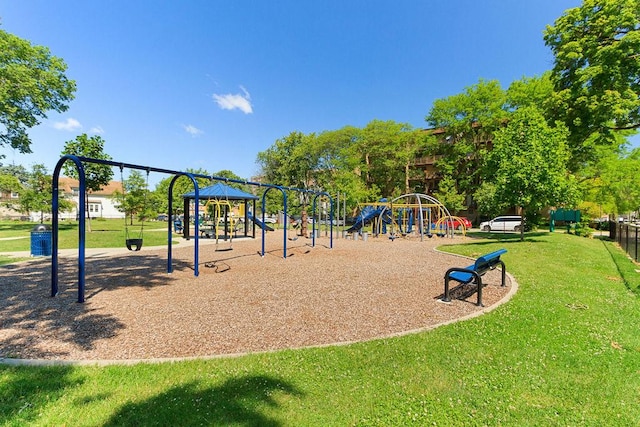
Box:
30;224;52;256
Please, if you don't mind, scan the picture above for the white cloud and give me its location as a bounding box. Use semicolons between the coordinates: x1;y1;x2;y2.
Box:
212;85;253;114
53;118;82;131
182;124;203;136
89;126;104;134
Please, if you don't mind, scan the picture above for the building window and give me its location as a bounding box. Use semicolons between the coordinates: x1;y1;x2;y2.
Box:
10;192;19;199
88;203;101;214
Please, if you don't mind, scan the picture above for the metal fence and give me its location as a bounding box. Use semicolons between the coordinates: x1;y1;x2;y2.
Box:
616;223;639;262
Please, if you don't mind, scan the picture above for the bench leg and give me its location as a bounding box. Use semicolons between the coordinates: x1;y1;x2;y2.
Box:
499;260;506;287
443;277;452;302
476;276;484;307
443;269;483;306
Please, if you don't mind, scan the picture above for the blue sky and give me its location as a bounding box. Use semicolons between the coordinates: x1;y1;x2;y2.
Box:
4;0;627;186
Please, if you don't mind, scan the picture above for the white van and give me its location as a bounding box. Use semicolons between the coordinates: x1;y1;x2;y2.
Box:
479;216;523;232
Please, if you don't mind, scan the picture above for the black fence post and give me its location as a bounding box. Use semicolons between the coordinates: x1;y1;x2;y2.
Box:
634;227;640;261
609;221;617;241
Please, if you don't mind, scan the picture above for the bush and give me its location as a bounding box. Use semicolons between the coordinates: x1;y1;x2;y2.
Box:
570;221;594;238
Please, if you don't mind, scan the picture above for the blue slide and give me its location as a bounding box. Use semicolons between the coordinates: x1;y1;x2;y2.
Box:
346;205;389;233
248;213;275;231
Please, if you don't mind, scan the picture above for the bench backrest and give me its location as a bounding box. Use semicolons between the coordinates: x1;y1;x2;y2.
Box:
474;249;507;273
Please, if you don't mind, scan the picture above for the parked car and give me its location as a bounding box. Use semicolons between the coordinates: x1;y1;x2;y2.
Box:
450;217;472;230
156;214;168;221
479;215;523;232
431;217;472;230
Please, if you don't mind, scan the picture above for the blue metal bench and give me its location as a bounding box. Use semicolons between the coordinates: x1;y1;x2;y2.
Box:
443;249;507;307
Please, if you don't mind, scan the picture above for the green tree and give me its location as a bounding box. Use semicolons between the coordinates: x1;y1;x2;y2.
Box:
356;120;418;197
0;29;76;155
115;170;149;225
152;168;210;217
314;126;374;214
425;79;509;202
17;164;51;222
257;131;316;190
544;0;640;168
0;173;21;193
256;131;318;219
0;163;29;185
212;169;250;193
505;72;555;113
432;176;466;214
481;106;576;240
9;164;73;221
0;172;22;211
62;134;113;231
593;146;640;217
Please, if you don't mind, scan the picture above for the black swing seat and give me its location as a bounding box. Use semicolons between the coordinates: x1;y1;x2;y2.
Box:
126;238;143;251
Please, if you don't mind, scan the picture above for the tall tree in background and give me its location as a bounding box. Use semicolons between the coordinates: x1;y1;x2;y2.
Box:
544;0;640;169
17;164;51;222
481;106;577;240
115;170;148;225
425;79;509;202
0;173;22;207
593;147;640;217
4;164;73;220
356;120;417;197
0;29;76;156
257;131;317;191
0;163;29;185
152;168;210;218
433;176;466;215
256;130;318;227
62;134;113;231
505;72;555;113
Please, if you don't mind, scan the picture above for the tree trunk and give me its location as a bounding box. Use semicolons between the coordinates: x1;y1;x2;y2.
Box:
300;209;308;238
404;162;410;193
364;152;371;186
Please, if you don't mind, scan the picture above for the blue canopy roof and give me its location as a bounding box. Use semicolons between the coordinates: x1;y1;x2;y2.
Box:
183;182;258;200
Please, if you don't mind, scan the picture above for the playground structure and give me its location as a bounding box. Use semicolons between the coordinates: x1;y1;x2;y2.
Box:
347;193;460;240
51;155;334;303
183;182;258;250
203;198;236;250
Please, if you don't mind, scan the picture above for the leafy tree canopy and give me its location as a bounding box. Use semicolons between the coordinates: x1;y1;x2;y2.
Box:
0;163;29;185
584;145;640;216
481;106;577;237
115;169;150;224
425;79;508;198
61;134;113;192
0;29;76;155
0;173;21;195
544;0;640;166
61;134;113;231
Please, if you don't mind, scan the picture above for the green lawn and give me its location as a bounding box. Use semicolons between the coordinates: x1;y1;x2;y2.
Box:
1;232;639;426
0;219;176;253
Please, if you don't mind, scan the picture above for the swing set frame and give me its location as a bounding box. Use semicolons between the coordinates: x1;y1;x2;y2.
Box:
51;155;334;303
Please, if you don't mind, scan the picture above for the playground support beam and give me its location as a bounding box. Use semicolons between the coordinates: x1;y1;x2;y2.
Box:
261;186;287;258
167;172;199;275
52;155;86;302
312;192;334;249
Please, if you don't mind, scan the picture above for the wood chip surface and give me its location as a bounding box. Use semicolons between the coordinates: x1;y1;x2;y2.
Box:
0;231;514;363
